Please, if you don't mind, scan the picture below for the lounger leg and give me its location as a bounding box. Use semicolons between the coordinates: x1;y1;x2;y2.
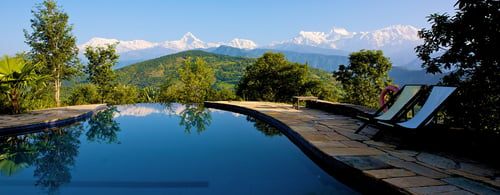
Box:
355;121;370;134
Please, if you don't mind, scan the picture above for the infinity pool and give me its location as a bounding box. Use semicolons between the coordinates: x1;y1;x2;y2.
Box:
0;103;358;194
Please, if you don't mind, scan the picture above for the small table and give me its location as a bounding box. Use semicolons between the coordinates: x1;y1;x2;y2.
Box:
292;96;318;110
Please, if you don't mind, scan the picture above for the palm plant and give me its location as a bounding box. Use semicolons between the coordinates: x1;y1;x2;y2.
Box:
0;55;47;114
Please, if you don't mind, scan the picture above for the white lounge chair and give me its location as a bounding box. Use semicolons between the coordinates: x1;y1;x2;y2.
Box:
356;85;426;133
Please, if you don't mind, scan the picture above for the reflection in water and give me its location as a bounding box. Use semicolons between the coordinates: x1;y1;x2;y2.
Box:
0;107;121;194
246;116;283;137
179;104;212;135
86;106;121;144
113;103;212;135
0;135;36;176
33;124;84;194
0;104;358;194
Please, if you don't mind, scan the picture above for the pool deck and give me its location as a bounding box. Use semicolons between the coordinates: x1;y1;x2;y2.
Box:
0;104;107;133
205;101;500;195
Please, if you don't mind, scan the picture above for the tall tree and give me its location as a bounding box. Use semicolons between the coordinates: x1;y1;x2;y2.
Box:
177;57;215;103
333;50;393;108
84;44;119;103
415;0;500;132
236;52;323;102
24;0;80;107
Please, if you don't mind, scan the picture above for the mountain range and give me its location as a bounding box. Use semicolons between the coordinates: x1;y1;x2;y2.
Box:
79;25;423;69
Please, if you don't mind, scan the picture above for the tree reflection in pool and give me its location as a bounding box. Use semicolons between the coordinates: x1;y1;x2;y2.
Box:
0;103;359;194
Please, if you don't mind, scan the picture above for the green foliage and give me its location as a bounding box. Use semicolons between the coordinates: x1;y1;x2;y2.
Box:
24;0;80;106
177;57;215;103
415;0;500;133
139;87;161;103
116;50;254;89
115;50;341;103
115;51;254;102
208;89;238;101
333;50;393;108
0;55;48;114
236;52;334;102
109;84;139;105
84;44;119;103
65;84;100;105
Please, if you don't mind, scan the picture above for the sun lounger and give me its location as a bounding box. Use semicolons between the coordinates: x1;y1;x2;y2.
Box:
372;86;457;138
393;86;457;129
355;85;426;133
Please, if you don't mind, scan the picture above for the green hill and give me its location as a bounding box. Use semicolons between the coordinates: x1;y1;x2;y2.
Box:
116;50;254;90
115;50;338;91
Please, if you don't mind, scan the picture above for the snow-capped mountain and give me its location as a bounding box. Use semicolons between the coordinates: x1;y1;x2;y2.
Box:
269;25;420;50
160;32;216;51
268;25;422;65
79;32;257;54
79;25;423;68
226;39;258;49
79;37;158;53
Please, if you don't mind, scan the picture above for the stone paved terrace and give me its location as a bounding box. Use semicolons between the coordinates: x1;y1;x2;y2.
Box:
0;104;107;133
205;101;500;195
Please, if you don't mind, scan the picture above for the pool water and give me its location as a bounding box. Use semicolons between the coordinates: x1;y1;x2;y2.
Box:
0;103;359;194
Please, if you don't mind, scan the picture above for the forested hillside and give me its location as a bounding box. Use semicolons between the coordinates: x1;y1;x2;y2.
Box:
115;50;340;91
116;50;254;90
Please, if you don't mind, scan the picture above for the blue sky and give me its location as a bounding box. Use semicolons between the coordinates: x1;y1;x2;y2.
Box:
1;0;457;55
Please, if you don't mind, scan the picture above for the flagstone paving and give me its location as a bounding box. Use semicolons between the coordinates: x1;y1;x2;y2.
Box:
205;101;500;195
0;104;107;133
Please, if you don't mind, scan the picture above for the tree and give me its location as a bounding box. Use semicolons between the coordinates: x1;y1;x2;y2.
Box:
110;84;139;105
333;50;393;108
24;0;80;107
84;44;119;103
179;104;212;135
65;84;100;105
177;57;215;103
0;55;47;114
236;52;324;102
415;0;500;132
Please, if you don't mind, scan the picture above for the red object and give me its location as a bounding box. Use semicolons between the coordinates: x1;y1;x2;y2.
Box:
380;85;399;111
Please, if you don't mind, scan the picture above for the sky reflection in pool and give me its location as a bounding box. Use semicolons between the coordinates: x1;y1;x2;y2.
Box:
0;103;359;194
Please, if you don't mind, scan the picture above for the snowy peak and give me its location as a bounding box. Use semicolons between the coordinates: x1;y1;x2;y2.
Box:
79;32;258;54
226;38;257;49
78;25;422;66
296;31;328;45
180;32;201;43
271;25;420;50
161;32;213;51
360;25;421;47
267;25;422;65
327;27;356;41
79;37;158;53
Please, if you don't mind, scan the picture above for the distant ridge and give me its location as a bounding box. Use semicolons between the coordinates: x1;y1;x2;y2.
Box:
79;25;423;69
206;46;349;72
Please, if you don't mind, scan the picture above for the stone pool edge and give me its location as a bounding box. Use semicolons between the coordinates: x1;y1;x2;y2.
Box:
0;104;108;134
204;101;400;194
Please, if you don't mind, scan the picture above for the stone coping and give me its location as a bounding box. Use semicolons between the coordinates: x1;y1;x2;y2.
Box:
0;104;107;134
204;101;500;195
